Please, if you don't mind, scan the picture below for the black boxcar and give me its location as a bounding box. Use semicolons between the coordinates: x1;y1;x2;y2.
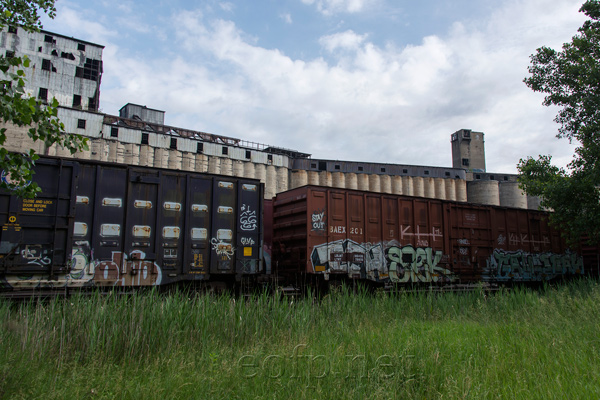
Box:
0;157;265;291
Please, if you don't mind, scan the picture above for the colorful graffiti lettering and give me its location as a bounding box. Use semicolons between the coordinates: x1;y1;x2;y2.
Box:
485;249;583;281
386;245;454;283
240;204;258;231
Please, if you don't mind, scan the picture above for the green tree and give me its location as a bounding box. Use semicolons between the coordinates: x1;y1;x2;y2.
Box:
520;0;600;246
0;0;88;198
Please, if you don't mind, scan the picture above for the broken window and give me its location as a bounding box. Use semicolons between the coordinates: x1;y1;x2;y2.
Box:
44;35;54;43
77;119;86;129
7;26;17;34
222;146;228;155
77;43;86;51
88;96;97;111
245;150;251;159
196;142;203;154
170;138;177;149
358;166;364;172
424;170;429;175
61;52;75;60
141;133;149;145
72;94;81;108
462;158;470;167
381;167;386;173
38;87;48;102
41;59;51;71
111;127;118;138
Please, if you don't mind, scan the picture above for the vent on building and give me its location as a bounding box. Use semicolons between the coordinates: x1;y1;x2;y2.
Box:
222;146;228;155
77;119;86;129
72;95;81;108
38;88;48;102
196;142;203;154
78;43;86;51
8;26;17;34
141;133;149;145
41;59;51;71
170;138;177;150
110;127;118;138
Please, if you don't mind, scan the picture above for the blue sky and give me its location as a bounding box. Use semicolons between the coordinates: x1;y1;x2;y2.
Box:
42;0;587;173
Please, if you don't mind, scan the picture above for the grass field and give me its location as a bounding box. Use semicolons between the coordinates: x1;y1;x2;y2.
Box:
1;280;599;399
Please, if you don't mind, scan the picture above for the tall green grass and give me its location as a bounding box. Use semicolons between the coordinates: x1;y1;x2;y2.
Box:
1;280;599;399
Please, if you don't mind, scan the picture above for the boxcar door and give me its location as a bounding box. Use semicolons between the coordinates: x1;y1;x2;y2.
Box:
124;169;160;286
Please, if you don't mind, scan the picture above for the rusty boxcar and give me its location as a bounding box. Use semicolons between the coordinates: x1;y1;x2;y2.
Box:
272;186;586;286
0;157;265;292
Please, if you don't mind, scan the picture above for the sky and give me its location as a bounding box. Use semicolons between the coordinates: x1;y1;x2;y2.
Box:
41;0;588;173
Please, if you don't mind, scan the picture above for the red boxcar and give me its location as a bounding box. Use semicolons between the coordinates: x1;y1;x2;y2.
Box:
272;186;585;285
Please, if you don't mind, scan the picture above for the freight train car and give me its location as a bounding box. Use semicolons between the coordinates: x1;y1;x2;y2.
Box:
272;186;587;286
0;157;265;292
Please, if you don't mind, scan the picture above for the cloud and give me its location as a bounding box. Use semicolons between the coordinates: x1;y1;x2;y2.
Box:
280;13;293;24
301;0;379;15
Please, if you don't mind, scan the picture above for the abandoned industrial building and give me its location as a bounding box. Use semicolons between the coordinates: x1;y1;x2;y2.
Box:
0;27;536;209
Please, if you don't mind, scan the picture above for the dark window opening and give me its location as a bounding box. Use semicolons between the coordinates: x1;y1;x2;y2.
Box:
141;133;149;145
72;95;81;108
51;49;58;56
196;142;203;153
424;170;429;175
5;50;14;59
78;43;86;51
44;35;54;43
110;127;118;138
445;171;451;177
318;161;327;171
245;150;251;159
381;167;386;173
311;163;317;169
462;158;470;167
88;96;97;111
38;87;48;102
76;58;101;81
77;119;86;129
358;166;363;172
41;59;51;71
403;169;408;174
170;138;177;149
489;175;495;180
7;26;17;34
267;154;273;163
222;146;228;155
334;165;340;170
476;174;481;180
38;46;42;52
61;52;75;60
504;176;509;181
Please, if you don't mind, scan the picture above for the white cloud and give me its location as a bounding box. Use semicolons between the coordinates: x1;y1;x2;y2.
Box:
301;0;379;15
280;13;293;24
319;30;368;52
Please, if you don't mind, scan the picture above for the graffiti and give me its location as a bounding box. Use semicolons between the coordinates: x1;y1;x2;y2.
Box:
457;239;470;245
240;204;258;231
211;238;235;259
485;249;583;281
311;209;326;232
309;240;454;283
241;237;255;246
400;226;442;247
94;251;162;286
497;234;506;246
70;242;93;280
387;245;454;283
508;233;550;248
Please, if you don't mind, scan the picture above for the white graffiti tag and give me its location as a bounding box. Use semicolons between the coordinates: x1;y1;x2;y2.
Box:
211;238;235;259
240;204;258;231
241;237;255;246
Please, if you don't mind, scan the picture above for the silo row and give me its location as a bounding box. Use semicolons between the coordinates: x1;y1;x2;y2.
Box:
466;180;529;209
289;170;468;202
